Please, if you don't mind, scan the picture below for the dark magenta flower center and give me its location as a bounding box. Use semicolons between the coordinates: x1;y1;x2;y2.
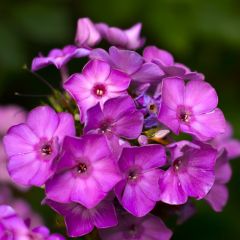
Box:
92;83;107;98
173;158;182;171
76;163;88;174
177;106;192;123
100;118;114;133
128;170;139;181
41;143;52;155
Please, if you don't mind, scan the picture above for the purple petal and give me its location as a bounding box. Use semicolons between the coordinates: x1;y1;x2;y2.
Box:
75;18;101;47
190;108;226;141
109;46;143;75
143;46;174;66
205;184;229;212
185;80;218;114
54;112;76;143
158;102;180;134
106;27;128;47
159;168;188;205
125;23;145;49
161;77;184;110
27;106;59;139
132;62;164;82
116;182;156;217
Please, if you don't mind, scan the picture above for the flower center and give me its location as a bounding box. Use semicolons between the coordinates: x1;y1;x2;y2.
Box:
148;104;158;114
76;163;88;174
41;143;52;155
128;170;139;181
177;106;192;123
173;158;182;171
92;84;106;98
100;118;113;133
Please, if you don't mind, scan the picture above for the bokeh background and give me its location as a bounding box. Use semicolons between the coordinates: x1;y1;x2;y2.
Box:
0;0;240;239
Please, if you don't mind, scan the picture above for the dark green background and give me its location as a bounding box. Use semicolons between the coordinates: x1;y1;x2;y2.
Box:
0;0;240;239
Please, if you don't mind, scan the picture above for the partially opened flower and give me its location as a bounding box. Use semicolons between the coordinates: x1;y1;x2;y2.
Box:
99;212;172;240
44;198;118;238
45;134;121;208
84;95;143;139
3;106;75;186
158;77;226;141
90;47;164;83
64;59;131;121
205;150;232;212
115;145;166;217
210;122;240;160
75;18;101;47
96;22;145;50
31;45;90;71
159;141;217;205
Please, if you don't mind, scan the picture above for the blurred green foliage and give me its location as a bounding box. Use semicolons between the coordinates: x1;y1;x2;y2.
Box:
0;0;240;239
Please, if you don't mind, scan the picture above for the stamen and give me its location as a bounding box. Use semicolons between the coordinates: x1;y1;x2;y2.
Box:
41;144;52;155
92;84;106;97
77;163;88;174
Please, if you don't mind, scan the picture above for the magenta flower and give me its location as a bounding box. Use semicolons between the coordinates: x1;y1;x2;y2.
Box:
0;205;65;239
0;204;29;239
64;59;131;122
84;95;144;139
210;122;240;160
75;18;101;47
115;145;166;217
158;77;226;141
0;105;26;185
100;212;172;240
159;141;217;205
96;22;145;50
45;198;118;238
90;47;164;83
3;106;75;187
205;150;232;212
45;134;121;208
31;45;90;71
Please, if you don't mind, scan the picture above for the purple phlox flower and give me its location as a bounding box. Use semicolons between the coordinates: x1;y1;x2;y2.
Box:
90;46;164;83
205;149;232;212
31;226;65;240
159;141;217;205
45;134;121;208
158;77;226;141
64;59;131;122
44;198;118;238
0;204;29;239
3;106;75;187
99;212;172;240
0;187;42;228
0;106;27;187
143;46;205;81
115;145;166;217
84;95;144;139
75;18;102;48
135;93;161;128
31;45;90;71
210;122;240;160
96;22;145;50
0;204;65;239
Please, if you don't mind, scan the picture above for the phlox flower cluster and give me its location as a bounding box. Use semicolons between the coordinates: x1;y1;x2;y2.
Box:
2;18;240;239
